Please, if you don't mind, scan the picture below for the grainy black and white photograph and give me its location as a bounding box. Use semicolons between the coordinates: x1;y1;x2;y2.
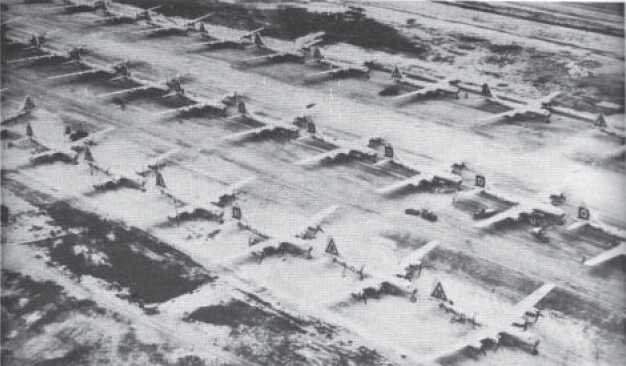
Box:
0;0;624;365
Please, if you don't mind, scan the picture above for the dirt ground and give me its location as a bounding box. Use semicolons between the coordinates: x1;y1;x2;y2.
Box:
1;1;625;366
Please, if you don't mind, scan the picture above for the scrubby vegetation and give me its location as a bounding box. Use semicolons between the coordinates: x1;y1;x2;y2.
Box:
119;1;428;55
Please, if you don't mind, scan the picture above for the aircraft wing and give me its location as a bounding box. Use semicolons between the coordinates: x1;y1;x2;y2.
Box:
133;27;164;34
376;167;459;195
47;68;102;80
299;136;379;165
131;23;178;35
437;81;459;94
240;52;290;64
481;104;551;125
399;240;439;268
69;126;116;149
163;190;223;219
601;126;626;139
473;204;526;229
486;94;522;108
5;51;62;65
296;205;339;235
1;108;31;125
210;176;256;204
429;283;554;362
570;215;626;239
187;12;214;25
305;67;344;79
242;27;265;38
294;31;325;49
221;126;270;141
89;161;146;191
395;84;438;100
351;273;413;298
194;39;233;47
432;170;463;185
155;97;225;117
221;122;297;142
508;283;555;320
478;109;520;125
235;235;309;264
584;242;626;267
294;147;350;166
97;84;153;99
136;148;180;175
154;104;198;117
539;91;560;105
34;124;114;154
427;325;500;362
399;77;426;89
566;220;588;232
30;136;75;157
245;112;279;126
375;175;426;195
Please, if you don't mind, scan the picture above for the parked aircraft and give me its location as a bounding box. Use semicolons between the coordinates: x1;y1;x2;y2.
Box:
479;91;561;125
159;176;255;222
131;12;213;36
295;205;339;239
429;283;555;360
46;59;135;81
1;95;37;125
355;240;440;290
306;50;371;81
98;74;189;99
473;190;565;229
239;205;341;262
95;5;162;25
221;100;299;141
395;240;440;280
30;126;115;166
326;240;440;306
135;149;181;176
52;0;110;14
193;27;265;49
294;135;379;166
390;66;460;101
239;31;325;64
7;43;87;65
376;164;462;195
